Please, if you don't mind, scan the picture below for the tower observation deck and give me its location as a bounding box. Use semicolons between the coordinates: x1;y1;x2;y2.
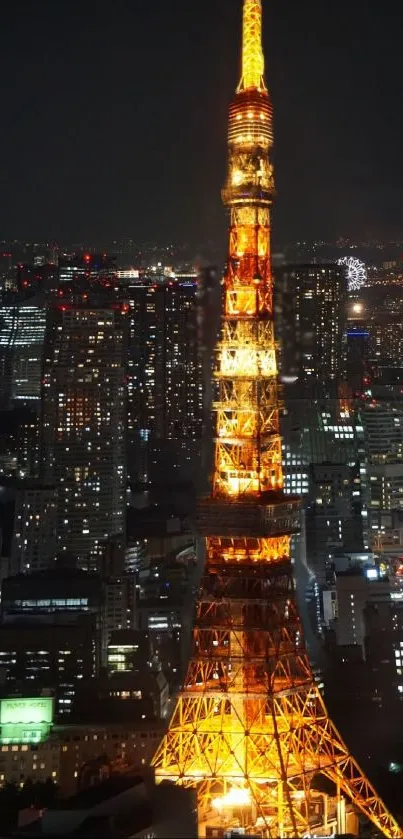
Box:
152;2;402;836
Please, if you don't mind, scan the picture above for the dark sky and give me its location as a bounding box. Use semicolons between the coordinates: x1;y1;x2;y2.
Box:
1;0;402;249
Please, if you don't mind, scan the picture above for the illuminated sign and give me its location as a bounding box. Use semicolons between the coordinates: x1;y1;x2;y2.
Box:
0;697;53;726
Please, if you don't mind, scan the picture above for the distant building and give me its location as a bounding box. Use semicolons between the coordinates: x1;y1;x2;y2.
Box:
107;629;150;675
274;263;347;393
126;281;204;486
137;596;188;687
0;619;97;718
0;300;47;409
0;697;166;799
101;573;137;666
0;569;101;717
361;403;403;462
0;406;40;479
327;568;403;711
334;570;390;653
281;396;368;586
346;327;370;396
58;252;117;286
0;477;58;575
7;478;57;574
40;304;127;570
361;403;403;537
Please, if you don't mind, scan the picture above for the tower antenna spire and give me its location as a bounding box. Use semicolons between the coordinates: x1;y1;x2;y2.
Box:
238;0;267;91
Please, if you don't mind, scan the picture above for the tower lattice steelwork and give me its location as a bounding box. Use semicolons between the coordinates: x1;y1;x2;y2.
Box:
152;3;402;836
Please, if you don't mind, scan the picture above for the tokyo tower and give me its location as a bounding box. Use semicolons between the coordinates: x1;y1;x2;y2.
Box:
152;2;402;836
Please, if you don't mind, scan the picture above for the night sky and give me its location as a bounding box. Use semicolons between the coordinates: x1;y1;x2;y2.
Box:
1;0;402;250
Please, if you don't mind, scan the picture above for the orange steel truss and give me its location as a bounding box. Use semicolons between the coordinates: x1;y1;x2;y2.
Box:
152;2;402;836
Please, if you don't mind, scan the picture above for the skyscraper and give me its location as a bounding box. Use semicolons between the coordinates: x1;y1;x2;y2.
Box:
281;396;368;585
127;280;204;486
41;303;127;570
152;2;399;836
361;402;403;538
275;263;347;392
0;298;47;409
9;478;57;574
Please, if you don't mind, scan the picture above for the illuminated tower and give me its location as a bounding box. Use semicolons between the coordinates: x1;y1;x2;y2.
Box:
152;3;402;836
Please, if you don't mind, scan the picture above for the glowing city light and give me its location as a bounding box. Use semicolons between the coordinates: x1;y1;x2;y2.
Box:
212;787;252;809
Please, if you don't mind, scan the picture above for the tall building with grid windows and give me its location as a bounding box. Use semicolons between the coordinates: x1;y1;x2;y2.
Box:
274;263;347;392
282;396;368;585
40;304;127;570
361;402;403;537
0;299;47;409
126;280;204;486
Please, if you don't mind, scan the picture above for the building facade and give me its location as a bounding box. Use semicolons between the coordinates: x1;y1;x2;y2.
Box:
40;305;127;569
274;263;347;392
126;281;204;486
0;299;47;409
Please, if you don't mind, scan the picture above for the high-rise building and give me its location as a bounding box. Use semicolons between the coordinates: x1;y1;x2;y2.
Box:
361;402;403;539
0;620;97;718
347;326;370;395
151;3;400;836
275;263;347;392
7;478;57;574
362;402;403;462
0;569;101;718
126;280;204;486
100;553;137;666
334;569;390;653
282;396;369;586
368;286;403;375
0;298;47;409
40;303;127;570
0;405;40;478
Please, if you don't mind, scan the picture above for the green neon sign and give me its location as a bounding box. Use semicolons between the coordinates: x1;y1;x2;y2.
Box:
0;698;53;726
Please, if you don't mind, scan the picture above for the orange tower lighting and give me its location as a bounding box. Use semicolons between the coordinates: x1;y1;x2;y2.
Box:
152;2;403;836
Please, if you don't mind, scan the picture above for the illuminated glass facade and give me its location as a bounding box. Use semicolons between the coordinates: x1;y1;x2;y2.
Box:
0;302;47;408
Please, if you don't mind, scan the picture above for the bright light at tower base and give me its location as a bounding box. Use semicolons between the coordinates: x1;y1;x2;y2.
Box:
212;787;252;809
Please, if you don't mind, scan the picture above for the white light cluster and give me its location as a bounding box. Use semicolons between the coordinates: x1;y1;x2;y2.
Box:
338;256;367;292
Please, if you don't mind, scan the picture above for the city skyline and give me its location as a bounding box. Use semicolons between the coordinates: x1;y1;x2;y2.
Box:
1;0;402;249
1;0;403;834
